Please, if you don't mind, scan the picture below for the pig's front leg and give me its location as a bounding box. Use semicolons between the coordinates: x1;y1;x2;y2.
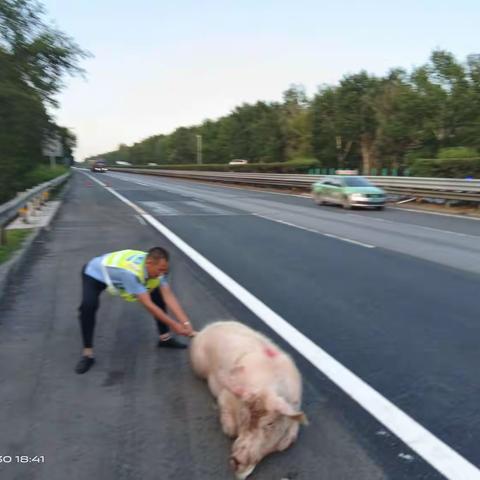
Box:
207;373;222;397
218;389;239;438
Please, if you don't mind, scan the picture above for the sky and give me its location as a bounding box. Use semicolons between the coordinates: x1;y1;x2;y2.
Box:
41;0;479;161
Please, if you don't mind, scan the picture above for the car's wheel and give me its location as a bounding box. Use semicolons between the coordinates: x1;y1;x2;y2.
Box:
314;193;324;205
375;205;385;211
342;197;353;209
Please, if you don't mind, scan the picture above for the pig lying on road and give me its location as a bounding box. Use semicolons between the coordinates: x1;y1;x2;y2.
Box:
190;321;307;479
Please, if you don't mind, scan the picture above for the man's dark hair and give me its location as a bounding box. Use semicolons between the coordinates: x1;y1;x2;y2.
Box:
147;247;170;262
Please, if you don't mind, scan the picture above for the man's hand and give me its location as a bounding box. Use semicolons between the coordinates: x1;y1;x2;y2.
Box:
182;321;196;337
137;290;196;337
172;321;195;337
170;322;191;336
161;286;196;335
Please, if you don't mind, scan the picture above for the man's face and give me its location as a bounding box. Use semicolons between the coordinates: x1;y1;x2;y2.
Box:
146;258;169;278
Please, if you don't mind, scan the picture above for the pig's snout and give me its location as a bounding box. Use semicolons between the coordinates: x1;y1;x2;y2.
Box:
230;454;256;480
230;455;240;470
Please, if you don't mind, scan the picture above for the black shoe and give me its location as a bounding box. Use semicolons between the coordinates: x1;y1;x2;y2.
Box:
157;337;187;349
75;356;95;374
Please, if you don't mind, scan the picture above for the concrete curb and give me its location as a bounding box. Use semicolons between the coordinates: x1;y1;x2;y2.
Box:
0;178;69;301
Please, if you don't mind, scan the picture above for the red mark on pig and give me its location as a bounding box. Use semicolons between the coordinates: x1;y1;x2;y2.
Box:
264;347;278;358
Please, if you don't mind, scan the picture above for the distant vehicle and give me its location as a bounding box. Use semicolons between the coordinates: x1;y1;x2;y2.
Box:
229;159;249;165
115;161;132;166
312;175;386;210
91;160;108;173
147;162;158;166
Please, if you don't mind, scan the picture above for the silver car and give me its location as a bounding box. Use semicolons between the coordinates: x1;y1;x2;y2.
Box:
312;176;386;209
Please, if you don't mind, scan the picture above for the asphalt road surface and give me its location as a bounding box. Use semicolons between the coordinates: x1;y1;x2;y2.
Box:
1;169;479;480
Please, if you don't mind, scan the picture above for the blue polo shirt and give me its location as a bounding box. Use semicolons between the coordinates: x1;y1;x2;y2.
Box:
84;254;169;296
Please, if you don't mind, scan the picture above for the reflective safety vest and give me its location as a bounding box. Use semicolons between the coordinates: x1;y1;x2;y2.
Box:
101;249;160;302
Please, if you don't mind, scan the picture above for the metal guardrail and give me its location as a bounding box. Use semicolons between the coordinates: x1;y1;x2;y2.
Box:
109;168;480;202
0;173;70;244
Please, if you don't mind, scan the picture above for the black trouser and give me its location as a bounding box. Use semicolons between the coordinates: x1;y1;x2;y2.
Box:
78;266;169;349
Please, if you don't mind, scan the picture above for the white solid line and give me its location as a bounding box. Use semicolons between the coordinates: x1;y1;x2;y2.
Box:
255;214;376;248
82;171;480;480
390;206;480;221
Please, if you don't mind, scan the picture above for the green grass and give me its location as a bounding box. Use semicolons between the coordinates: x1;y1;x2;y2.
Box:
24;165;69;186
0;229;32;264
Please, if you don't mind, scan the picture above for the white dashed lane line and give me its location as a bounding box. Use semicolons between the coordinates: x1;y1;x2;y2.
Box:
254;214;376;248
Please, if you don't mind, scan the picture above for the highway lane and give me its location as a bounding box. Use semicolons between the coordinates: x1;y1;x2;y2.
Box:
0;172;436;480
109;171;480;274
0;170;476;479
96;170;480;471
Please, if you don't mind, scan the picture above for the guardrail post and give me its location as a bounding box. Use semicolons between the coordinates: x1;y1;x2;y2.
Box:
0;226;6;246
31;197;39;217
19;204;30;224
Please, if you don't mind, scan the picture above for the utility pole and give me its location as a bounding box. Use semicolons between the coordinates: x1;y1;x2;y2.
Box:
196;134;202;164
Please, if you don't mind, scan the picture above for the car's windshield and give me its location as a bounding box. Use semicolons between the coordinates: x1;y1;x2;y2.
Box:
343;177;372;187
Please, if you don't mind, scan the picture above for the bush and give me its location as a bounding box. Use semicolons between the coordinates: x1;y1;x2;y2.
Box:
410;157;480;178
23;165;69;186
437;147;478;159
0;165;69;204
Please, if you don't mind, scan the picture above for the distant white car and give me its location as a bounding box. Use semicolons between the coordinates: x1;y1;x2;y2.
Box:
229;159;249;165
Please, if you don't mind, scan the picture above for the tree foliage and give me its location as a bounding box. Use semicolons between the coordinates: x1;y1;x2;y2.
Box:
90;50;480;178
0;0;88;202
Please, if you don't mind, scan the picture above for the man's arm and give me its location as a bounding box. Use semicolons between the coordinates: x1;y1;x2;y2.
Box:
136;292;188;335
160;284;194;335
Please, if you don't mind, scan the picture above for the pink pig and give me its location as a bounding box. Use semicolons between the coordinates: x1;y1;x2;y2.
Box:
190;321;308;479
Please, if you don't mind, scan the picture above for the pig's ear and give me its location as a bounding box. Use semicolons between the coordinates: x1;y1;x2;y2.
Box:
291;412;309;425
268;395;309;425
